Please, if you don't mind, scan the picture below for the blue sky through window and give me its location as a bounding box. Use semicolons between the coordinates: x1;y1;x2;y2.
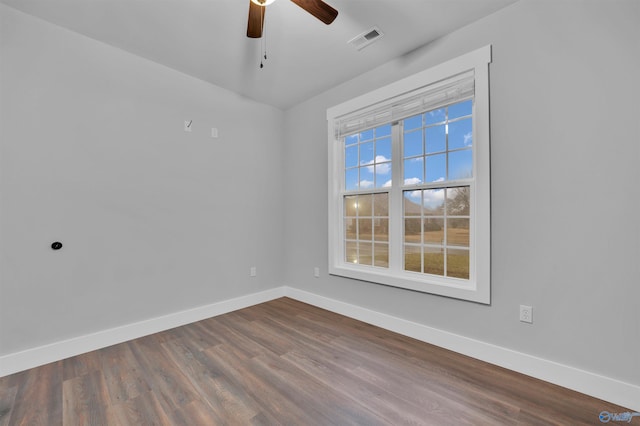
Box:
344;100;472;194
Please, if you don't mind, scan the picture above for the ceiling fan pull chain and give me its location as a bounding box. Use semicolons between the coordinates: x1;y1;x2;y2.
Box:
263;11;268;67
259;5;266;68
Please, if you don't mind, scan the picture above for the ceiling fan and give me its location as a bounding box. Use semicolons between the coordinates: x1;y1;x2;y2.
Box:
247;0;338;38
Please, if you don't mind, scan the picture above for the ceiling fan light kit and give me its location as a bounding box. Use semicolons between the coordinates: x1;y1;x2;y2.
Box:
251;0;276;6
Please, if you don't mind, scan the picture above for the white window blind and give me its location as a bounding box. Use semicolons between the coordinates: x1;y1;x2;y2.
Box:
333;70;474;139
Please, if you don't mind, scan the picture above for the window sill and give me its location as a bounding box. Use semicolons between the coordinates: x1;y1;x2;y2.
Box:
329;264;489;304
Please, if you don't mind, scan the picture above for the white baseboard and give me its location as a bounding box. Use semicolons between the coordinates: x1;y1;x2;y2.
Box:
2;285;638;412
0;287;286;377
283;287;640;412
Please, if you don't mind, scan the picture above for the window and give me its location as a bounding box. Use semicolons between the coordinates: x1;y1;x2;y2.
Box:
327;46;491;303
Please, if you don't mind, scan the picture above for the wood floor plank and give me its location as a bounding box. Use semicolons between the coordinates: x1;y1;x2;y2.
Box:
62;350;102;382
250;350;384;425
97;343;151;405
0;384;17;426
282;346;456;425
62;370;117;425
0;297;633;425
161;337;258;423
205;343;330;424
125;338;201;424
7;362;63;425
201;315;269;359
111;391;172;426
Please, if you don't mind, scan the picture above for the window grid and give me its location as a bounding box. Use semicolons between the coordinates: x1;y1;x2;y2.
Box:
400;100;473;280
344;193;390;268
402;100;473;186
344;124;392;191
403;187;470;279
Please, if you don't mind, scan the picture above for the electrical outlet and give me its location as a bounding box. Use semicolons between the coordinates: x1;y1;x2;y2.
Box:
314;267;320;278
250;267;256;277
519;305;533;323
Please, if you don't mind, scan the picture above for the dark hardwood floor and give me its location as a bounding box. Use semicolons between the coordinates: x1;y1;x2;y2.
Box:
0;297;630;425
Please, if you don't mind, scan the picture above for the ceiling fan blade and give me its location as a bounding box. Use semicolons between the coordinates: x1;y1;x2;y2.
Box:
247;1;265;38
290;0;338;25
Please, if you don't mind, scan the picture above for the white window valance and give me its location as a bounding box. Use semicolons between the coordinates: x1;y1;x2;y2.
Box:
333;70;474;139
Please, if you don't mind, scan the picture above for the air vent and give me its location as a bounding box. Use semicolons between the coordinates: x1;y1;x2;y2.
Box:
347;26;384;51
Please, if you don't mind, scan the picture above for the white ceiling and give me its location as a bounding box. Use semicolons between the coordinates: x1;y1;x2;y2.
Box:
1;0;518;109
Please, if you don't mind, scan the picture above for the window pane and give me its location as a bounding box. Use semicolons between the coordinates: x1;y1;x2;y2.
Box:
345;241;357;264
373;193;388;216
345;168;358;191
404;245;422;272
423;189;445;214
447;248;469;279
404;218;422;243
404;191;422;216
448;100;472;120
404;114;422;131
358;242;373;265
447;218;469;247
404;158;423;184
374;218;389;242
446;186;470;216
344;195;357;216
375;163;391;188
426;108;446;125
344;218;356;239
341;98;475;281
345;145;358;168
360;129;374;141
359;167;375;190
345;134;358;146
448;149;472;180
357;194;373;216
376;137;392;160
425;153;446;183
374;243;389;267
426;125;446;153
360;141;374;165
376;124;392;137
423;218;444;244
404;130;422;158
424;247;444;276
448;118;472;150
358;218;372;241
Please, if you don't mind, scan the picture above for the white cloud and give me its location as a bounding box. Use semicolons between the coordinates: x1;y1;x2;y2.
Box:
407;190;421;199
375;162;391;175
359;179;374;189
404;177;422;185
464;132;472;146
383;179;392;187
423;188;445;208
361;155;391;175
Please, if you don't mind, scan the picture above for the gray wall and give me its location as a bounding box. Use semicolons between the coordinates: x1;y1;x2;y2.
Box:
0;5;285;355
283;0;640;385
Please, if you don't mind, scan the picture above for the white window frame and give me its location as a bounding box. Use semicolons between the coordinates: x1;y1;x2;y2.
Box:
327;45;491;304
